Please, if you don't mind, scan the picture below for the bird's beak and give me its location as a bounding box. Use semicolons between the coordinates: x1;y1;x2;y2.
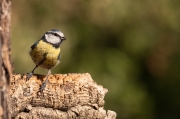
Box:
61;37;66;41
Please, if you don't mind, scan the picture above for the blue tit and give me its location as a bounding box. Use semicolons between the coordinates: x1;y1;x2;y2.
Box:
27;29;66;92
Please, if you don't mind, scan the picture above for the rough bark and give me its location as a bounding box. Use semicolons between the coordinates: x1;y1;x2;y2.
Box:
0;0;12;119
10;73;116;119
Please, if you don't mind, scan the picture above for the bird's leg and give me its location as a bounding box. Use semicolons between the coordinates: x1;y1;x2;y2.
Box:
27;53;47;80
27;65;38;79
40;69;51;92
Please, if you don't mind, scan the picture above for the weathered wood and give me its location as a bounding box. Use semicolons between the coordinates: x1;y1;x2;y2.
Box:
0;0;12;119
10;73;116;119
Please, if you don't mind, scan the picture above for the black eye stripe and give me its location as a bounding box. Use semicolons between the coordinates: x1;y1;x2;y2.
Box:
54;33;59;37
46;32;60;38
46;32;66;41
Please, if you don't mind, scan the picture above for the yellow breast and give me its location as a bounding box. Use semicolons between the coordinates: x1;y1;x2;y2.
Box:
30;40;60;69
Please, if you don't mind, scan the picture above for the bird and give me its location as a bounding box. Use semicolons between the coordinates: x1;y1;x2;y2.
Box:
27;29;66;92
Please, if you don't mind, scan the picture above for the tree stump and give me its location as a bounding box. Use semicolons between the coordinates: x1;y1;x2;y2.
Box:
10;73;116;119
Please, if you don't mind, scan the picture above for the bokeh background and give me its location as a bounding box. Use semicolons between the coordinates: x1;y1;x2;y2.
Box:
12;0;180;119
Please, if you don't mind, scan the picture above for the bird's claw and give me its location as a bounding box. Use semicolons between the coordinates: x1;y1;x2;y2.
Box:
40;82;47;92
27;72;33;80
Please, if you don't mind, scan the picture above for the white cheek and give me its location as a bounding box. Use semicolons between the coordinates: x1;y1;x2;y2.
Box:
45;34;60;44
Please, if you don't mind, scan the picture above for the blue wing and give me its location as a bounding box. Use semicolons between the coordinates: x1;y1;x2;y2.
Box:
31;40;39;49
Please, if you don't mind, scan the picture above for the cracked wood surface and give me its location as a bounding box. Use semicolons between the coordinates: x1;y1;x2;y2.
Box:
10;73;116;119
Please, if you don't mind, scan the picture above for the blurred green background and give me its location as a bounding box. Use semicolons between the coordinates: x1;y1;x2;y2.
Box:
12;0;180;119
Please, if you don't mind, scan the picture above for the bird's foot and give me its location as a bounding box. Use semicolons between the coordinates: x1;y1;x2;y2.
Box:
27;72;33;80
40;82;47;92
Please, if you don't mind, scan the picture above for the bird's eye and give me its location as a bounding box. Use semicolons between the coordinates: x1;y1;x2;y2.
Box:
54;33;59;37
